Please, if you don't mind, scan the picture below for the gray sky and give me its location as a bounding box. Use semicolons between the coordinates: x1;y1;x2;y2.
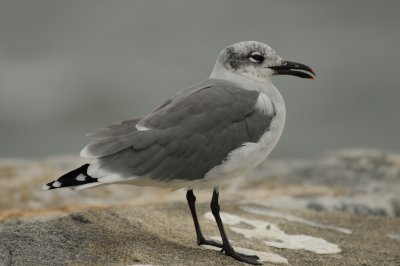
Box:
0;0;399;158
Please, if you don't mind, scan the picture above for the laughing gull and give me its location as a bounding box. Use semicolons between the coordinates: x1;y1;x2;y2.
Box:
44;41;315;265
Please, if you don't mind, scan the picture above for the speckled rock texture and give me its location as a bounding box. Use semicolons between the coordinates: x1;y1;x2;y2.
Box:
0;149;399;265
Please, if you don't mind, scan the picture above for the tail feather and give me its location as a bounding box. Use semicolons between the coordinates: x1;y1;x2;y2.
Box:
43;164;99;190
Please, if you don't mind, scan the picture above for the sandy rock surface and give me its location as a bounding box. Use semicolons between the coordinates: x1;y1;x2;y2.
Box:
1;203;399;266
0;149;399;265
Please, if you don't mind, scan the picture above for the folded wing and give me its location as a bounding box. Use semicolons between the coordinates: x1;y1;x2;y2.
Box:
81;79;275;182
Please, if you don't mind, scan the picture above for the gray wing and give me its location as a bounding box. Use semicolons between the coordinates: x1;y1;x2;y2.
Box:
82;79;275;181
86;118;142;138
85;98;174;139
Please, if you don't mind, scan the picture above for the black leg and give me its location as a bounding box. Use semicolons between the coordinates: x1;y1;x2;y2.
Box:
186;190;223;248
210;188;261;265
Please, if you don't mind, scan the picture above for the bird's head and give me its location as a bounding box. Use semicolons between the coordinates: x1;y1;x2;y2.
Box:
211;41;315;82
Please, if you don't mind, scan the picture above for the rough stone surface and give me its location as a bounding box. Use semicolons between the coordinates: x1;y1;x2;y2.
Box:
0;203;399;266
0;149;399;265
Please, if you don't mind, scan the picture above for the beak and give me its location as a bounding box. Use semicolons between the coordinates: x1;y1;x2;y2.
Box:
269;61;316;79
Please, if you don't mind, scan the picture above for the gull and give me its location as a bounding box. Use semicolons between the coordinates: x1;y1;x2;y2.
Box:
44;41;315;265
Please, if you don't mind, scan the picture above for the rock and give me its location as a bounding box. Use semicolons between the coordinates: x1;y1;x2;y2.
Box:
1;149;400;220
1;149;400;265
0;203;399;266
246;148;400;217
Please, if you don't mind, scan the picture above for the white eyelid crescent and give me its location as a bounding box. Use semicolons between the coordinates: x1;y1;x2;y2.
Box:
250;51;263;63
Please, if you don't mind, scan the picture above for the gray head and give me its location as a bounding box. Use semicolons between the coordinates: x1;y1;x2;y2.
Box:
211;41;315;82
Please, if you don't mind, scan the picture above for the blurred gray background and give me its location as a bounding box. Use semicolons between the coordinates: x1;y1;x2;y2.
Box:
0;0;399;158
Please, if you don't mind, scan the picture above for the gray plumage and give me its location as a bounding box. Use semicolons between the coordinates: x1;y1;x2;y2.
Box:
86;118;142;138
84;79;274;182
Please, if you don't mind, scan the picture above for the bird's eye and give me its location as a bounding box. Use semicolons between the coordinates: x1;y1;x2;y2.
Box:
249;52;264;63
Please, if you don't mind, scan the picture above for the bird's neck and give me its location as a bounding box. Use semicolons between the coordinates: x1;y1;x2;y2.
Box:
210;62;276;95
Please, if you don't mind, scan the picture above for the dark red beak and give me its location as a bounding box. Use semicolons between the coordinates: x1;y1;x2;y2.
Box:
269;61;316;79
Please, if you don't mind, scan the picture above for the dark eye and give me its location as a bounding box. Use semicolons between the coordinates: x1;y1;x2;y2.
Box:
249;52;264;63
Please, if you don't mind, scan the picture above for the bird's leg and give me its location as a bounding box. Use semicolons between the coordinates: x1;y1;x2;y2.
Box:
186;189;223;248
210;187;261;265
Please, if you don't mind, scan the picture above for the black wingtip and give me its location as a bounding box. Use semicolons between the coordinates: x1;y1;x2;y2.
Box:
42;164;97;190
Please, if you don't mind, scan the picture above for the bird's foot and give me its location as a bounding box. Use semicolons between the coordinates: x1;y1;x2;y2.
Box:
198;237;260;264
222;247;261;265
197;237;223;248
